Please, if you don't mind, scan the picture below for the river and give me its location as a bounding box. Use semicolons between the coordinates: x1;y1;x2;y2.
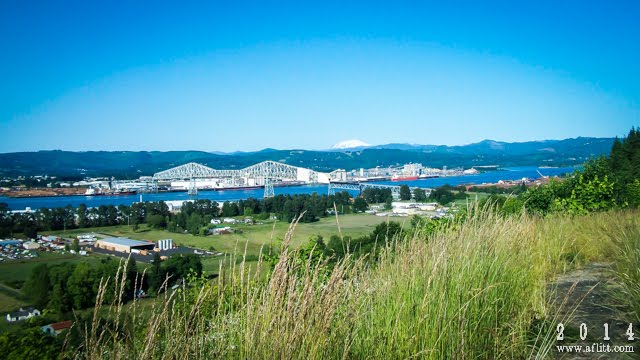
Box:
0;166;575;210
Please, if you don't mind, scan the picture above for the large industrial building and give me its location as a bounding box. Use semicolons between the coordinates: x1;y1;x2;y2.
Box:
94;237;155;253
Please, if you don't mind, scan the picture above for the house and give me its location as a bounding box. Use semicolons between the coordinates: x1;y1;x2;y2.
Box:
243;217;254;225
210;219;221;225
223;218;237;224
6;307;41;322
135;289;148;299
41;320;73;336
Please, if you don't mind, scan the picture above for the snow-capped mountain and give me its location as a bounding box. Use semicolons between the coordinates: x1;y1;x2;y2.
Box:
331;139;371;149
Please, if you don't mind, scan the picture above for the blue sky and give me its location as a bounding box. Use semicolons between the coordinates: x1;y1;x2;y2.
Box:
1;1;638;152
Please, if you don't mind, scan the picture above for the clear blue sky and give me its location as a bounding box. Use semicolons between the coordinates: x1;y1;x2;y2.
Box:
1;1;638;152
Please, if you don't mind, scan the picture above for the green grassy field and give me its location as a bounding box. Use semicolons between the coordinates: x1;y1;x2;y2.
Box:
453;191;490;207
45;214;396;255
39;214;398;278
0;290;26;313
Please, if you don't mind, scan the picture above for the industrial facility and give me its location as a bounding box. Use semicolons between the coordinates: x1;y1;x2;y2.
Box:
94;237;155;254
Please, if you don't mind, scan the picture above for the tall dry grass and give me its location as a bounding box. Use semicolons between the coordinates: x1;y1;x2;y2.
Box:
73;208;638;359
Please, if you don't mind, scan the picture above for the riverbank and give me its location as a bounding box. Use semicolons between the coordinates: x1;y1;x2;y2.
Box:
0;187;86;198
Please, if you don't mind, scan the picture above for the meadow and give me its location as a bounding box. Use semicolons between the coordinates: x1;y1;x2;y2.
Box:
42;214;395;272
49;213;392;250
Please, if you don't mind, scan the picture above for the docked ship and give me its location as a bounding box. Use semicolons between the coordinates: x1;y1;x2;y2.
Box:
84;188;137;196
418;174;440;179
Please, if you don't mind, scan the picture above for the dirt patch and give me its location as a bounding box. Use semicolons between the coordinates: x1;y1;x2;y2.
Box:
549;263;638;359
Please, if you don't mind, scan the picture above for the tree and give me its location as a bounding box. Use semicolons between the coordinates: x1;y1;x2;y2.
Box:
149;252;164;293
67;263;96;309
22;223;38;239
76;204;88;228
221;201;239;217
552;174;616;215
626;179;640;208
352;197;368;213
47;263;76;314
72;238;80;252
0;327;63;360
455;188;468;200
186;213;203;235
326;234;348;259
609;128;640;206
384;197;393;210
369;221;404;243
399;185;411;200
500;197;524;216
23;264;51;309
0;203;13;238
167;220;178;232
124;257;138;299
164;254;203;280
362;188;393;204
146;214;166;229
429;187;455;206
297;235;326;267
413;188;427;202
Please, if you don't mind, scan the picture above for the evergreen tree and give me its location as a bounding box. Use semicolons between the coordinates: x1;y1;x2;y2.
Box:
352;197;368;212
76;204;88;228
399;185;411;200
413;188;428;202
23;264;51;309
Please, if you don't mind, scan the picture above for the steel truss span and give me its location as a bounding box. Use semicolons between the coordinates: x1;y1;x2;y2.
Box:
152;160;328;183
328;182;432;199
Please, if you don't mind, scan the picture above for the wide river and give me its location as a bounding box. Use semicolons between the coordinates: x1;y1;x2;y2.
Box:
1;166;574;210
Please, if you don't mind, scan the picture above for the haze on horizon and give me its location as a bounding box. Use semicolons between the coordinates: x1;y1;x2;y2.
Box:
1;1;639;153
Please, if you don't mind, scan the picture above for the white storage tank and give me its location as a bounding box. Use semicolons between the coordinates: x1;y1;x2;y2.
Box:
157;239;173;251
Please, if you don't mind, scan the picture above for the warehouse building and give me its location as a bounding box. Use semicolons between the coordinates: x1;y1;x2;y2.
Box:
94;237;155;253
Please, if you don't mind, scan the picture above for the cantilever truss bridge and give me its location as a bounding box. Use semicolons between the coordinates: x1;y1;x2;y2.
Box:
153;161;328;198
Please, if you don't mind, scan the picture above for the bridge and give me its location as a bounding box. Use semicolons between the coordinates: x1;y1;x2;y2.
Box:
328;182;432;199
153;161;330;198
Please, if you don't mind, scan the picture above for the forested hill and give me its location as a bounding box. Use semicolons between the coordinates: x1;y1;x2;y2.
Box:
0;137;614;178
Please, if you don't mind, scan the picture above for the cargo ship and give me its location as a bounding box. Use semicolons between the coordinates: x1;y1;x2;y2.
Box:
418;174;440;179
84;188;137;196
391;175;419;181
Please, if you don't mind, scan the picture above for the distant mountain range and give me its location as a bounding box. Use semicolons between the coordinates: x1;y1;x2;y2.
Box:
0;137;614;178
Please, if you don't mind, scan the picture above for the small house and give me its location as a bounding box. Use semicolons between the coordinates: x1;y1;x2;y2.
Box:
6;307;41;322
41;320;72;336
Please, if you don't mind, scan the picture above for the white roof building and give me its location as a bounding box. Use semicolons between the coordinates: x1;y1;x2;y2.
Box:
22;241;40;250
